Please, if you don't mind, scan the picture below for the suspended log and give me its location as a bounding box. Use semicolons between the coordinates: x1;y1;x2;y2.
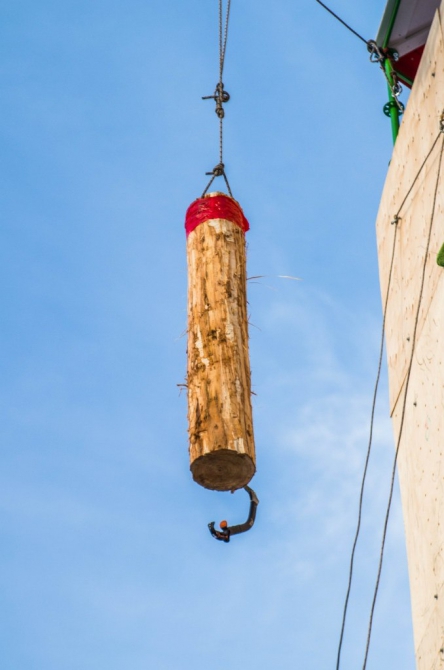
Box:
185;192;256;491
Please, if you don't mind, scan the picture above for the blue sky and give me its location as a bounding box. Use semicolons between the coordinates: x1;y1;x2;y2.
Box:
1;1;415;668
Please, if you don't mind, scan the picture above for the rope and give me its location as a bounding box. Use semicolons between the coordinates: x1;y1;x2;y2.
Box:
219;0;231;83
335;112;444;670
315;0;367;44
202;0;233;198
314;1;404;114
335;218;399;670
361;131;444;670
395;124;444;215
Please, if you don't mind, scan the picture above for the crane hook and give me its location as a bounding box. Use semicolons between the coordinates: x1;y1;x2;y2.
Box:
208;485;259;542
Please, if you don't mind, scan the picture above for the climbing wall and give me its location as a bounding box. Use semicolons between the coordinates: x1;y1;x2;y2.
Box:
376;4;444;667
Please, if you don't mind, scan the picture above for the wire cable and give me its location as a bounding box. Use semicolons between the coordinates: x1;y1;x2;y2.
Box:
315;0;368;45
335;114;444;670
202;0;233;197
395;130;443;216
218;0;231;167
361;133;444;670
335;215;399;670
219;0;231;81
314;2;405;115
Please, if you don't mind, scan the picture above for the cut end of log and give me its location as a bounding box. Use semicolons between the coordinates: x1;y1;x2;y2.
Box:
190;450;255;492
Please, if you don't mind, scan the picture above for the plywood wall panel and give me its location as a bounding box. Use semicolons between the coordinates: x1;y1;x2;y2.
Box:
375;4;444;668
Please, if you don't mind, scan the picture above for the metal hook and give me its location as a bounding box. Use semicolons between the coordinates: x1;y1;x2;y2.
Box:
208;485;259;543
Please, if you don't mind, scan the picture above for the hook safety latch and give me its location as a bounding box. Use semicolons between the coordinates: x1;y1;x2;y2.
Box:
208;485;259;543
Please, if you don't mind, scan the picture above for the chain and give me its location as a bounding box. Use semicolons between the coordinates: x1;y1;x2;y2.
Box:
202;0;233;198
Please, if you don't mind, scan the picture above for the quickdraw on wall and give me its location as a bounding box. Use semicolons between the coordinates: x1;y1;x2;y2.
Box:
184;0;259;540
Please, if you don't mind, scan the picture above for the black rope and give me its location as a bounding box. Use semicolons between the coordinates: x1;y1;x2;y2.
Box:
361;132;444;670
335;113;444;670
395;122;444;216
335;217;399;670
202;0;233;198
315;0;367;45
314;1;404;114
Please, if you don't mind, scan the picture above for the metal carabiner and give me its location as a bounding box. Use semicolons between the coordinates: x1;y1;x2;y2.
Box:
208;485;259;543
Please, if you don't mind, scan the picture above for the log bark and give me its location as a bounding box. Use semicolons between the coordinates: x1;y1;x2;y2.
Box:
186;193;256;491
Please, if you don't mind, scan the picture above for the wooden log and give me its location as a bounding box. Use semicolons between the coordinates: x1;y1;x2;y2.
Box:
186;192;256;491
